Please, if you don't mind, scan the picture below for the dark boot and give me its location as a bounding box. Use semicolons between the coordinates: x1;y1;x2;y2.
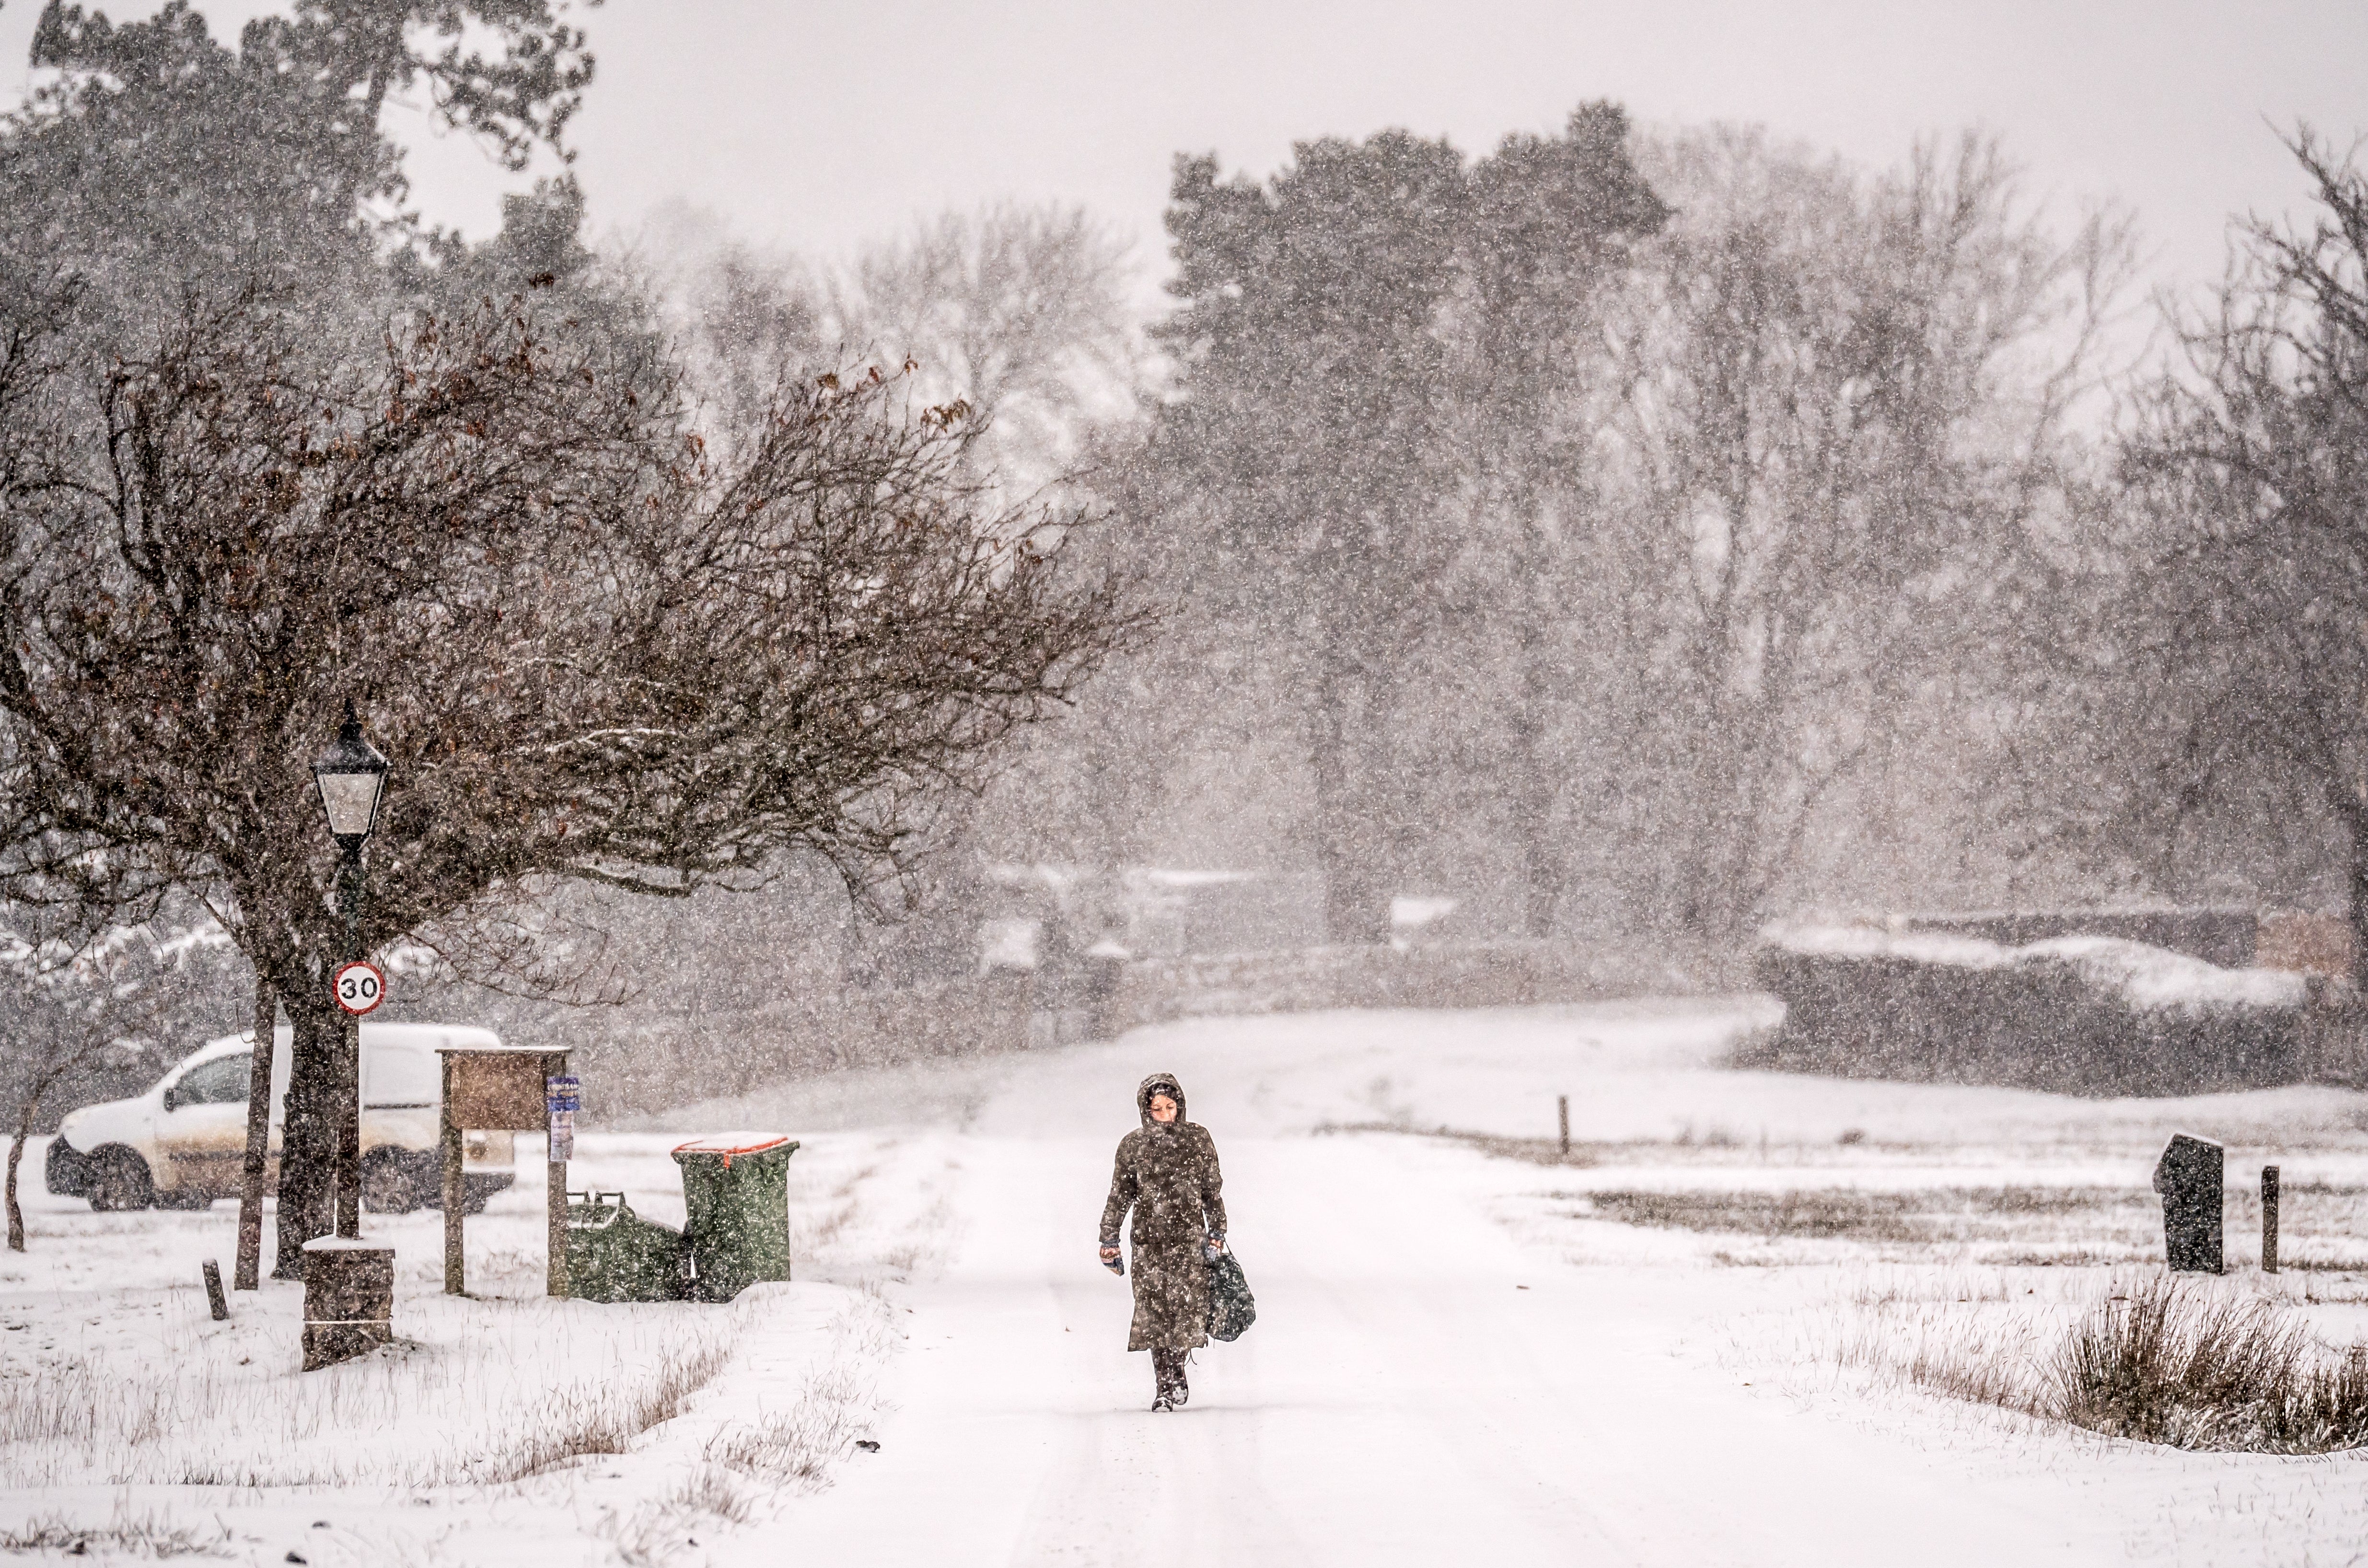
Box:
1151;1348;1185;1411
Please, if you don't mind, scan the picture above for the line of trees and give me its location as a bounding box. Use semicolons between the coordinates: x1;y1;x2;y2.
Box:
607;113;2368;995
1036;113;2129;950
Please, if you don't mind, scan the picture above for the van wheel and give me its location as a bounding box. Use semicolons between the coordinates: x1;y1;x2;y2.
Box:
361;1152;423;1214
43;1139;93;1198
154;1189;214;1211
87;1149;154;1212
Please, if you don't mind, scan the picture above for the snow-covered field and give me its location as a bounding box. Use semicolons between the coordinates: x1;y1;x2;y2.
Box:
6;996;2368;1565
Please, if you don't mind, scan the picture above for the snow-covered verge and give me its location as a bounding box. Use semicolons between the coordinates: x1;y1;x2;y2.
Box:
9;997;2368;1564
0;1127;965;1565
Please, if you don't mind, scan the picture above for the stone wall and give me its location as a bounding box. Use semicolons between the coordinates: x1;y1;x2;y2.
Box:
580;972;1035;1115
1097;938;1717;1035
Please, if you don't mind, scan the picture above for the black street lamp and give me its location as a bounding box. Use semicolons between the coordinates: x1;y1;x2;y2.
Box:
312;700;387;1240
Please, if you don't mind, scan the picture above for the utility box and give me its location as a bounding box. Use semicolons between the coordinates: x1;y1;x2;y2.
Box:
672;1133;799;1303
2153;1132;2225;1274
565;1191;688;1304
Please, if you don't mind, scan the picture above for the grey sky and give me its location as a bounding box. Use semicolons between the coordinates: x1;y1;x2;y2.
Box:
5;0;2364;302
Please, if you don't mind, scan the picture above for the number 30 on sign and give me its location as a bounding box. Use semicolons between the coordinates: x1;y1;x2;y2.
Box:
333;961;387;1016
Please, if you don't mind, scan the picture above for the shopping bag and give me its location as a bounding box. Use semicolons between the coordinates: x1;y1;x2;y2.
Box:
1206;1249;1256;1341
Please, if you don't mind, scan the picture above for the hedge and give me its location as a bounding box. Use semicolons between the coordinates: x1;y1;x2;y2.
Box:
1747;926;2309;1096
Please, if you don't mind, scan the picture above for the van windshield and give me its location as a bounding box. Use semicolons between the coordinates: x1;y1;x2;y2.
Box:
171;1054;251;1106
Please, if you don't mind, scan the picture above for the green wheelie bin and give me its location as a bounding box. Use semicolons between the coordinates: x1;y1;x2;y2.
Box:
671;1133;800;1302
565;1191;689;1303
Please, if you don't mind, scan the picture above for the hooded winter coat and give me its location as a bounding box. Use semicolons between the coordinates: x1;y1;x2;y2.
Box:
1100;1072;1227;1351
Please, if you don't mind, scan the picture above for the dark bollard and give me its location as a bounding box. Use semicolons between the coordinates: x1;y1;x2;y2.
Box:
2151;1133;2224;1274
302;1238;395;1370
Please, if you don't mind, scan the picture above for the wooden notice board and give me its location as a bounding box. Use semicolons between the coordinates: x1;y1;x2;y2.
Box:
438;1047;569;1298
446;1050;555;1131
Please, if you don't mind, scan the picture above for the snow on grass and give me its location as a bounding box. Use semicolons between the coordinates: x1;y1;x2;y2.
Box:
0;1120;964;1562
0;1289;737;1489
13;994;2368;1563
0;1501;235;1558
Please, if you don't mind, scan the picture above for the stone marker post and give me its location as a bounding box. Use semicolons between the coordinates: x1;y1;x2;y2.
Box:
2152;1132;2225;1274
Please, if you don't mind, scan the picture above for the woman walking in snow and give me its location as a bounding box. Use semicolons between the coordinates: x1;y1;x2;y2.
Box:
1099;1072;1227;1412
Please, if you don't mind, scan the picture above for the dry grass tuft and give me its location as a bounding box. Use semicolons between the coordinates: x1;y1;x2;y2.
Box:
1830;1276;2368;1454
2051;1278;2368;1452
702;1372;867;1489
0;1508;233;1557
653;1464;753;1526
485;1335;737;1482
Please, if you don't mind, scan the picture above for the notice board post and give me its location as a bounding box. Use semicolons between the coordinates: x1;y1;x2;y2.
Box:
438;1045;571;1297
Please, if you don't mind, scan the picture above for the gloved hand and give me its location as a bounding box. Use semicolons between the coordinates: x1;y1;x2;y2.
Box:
1099;1245;1123;1275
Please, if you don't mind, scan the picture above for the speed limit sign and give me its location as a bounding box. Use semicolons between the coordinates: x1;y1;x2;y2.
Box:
333;961;387;1016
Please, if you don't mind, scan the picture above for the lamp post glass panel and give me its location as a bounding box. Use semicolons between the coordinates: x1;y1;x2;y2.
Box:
312;703;388;1240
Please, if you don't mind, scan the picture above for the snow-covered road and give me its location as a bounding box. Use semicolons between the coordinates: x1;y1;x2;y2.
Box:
725;1027;2096;1568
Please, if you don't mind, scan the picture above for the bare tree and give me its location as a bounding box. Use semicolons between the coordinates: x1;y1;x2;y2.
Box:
1590;128;2130;936
0;909;239;1250
2113;132;2368;981
839;202;1142;488
0;286;1141;1273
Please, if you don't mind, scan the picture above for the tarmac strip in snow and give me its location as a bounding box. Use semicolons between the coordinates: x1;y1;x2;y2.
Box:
749;1132;2092;1568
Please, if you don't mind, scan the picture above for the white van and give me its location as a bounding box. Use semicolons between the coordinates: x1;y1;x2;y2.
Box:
46;1023;518;1214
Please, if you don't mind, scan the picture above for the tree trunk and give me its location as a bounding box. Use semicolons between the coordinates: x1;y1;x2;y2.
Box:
1310;646;1392;946
2348;808;2368;992
1515;761;1562;937
1511;583;1564;940
5;1107;28;1253
234;970;277;1289
273;989;341;1278
1673;753;1744;943
1494;469;1566;941
1358;638;1420;936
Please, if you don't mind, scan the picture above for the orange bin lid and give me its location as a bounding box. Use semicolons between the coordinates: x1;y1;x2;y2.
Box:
671;1132;794;1161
